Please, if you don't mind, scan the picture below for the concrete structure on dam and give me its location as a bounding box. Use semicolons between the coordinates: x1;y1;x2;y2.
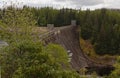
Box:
39;20;114;74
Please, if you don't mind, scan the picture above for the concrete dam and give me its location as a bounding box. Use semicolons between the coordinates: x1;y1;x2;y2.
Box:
39;23;114;75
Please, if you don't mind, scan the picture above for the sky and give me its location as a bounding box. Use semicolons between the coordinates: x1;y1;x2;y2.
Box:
0;0;120;10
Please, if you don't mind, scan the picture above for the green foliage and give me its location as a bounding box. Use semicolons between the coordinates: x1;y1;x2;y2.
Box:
45;44;69;65
0;6;37;43
1;6;36;27
107;56;120;78
0;40;80;78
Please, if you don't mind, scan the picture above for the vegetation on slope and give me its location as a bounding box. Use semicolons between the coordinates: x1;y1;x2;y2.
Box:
80;38;116;65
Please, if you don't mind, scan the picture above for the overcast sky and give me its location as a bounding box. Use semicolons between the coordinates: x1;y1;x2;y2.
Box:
0;0;120;10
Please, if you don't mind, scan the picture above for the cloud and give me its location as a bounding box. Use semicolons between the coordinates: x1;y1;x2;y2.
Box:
104;0;120;9
82;4;105;10
80;0;104;5
54;0;104;5
53;0;104;9
55;0;104;5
